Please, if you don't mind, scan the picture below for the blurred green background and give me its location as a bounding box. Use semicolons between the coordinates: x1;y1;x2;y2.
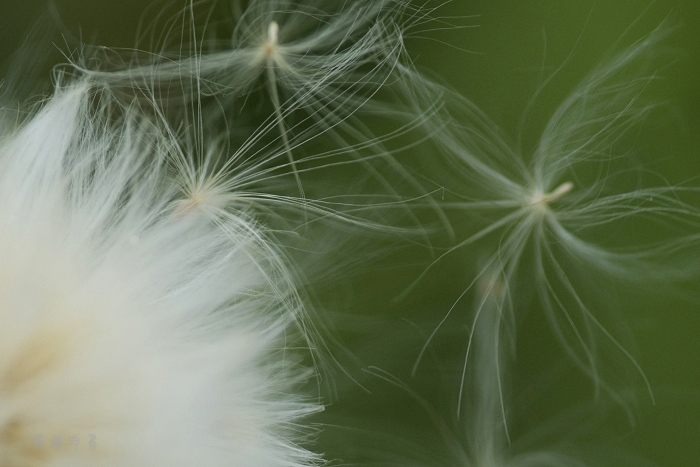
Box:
2;0;699;465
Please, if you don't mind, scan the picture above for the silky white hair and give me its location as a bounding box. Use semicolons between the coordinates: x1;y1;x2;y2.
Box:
0;82;320;466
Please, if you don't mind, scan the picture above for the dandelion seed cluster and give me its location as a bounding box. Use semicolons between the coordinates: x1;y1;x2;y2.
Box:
1;1;699;466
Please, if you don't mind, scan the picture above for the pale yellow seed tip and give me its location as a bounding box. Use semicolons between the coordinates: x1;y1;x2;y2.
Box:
263;21;280;56
268;22;279;45
547;181;574;201
530;181;574;208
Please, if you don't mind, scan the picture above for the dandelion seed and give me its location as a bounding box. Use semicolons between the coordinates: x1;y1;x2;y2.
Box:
68;0;452;235
412;23;700;404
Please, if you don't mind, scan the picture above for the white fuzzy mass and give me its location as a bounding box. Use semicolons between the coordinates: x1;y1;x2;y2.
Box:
0;85;319;467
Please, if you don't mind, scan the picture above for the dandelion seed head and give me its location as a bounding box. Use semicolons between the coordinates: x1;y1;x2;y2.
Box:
0;84;320;466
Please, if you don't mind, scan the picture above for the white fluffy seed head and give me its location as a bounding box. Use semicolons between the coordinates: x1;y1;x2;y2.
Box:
0;84;320;466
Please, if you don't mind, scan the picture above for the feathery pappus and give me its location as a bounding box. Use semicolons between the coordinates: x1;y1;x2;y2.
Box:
0;82;320;466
